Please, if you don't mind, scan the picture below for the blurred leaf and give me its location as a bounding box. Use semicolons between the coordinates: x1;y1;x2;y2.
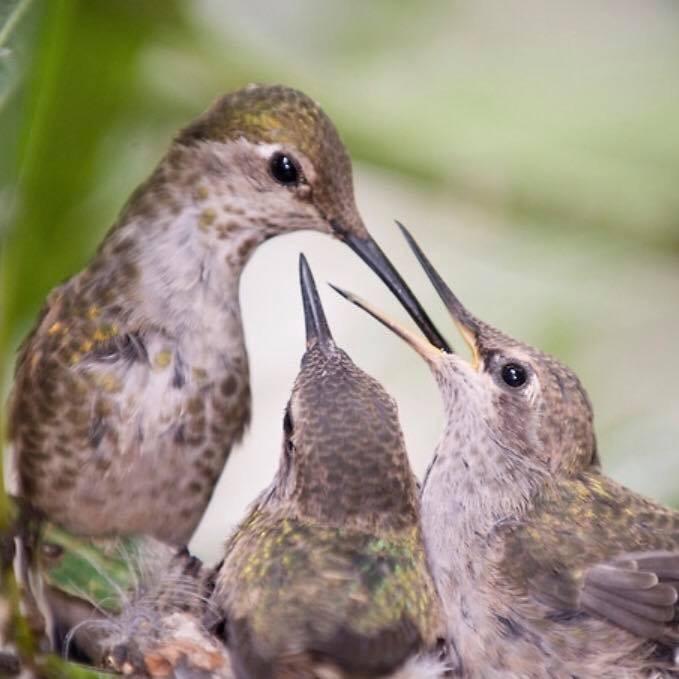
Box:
0;0;26;106
0;0;32;110
0;0;187;357
38;655;114;678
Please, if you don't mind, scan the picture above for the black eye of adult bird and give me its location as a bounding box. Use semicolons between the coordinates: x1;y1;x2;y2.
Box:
270;152;300;185
501;362;528;388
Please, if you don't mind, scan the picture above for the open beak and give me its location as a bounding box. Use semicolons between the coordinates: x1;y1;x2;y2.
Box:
331;221;483;370
395;221;482;369
331;220;451;353
299;253;335;354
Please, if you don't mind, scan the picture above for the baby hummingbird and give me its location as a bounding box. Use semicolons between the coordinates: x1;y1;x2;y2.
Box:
210;255;445;679
335;223;679;678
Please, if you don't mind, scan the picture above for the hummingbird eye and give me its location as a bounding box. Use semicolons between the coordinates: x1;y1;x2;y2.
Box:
501;362;528;388
270;152;300;186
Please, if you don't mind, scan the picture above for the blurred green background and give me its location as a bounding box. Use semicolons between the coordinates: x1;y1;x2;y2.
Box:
1;0;678;562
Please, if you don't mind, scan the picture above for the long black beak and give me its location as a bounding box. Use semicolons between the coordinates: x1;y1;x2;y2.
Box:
335;224;451;353
395;221;482;341
299;254;335;354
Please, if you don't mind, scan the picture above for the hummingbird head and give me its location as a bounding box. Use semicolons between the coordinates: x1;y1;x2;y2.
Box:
267;254;420;531
122;84;448;349
175;84;365;241
334;223;597;489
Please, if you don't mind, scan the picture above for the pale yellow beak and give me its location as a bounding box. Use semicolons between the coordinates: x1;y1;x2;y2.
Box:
329;285;445;366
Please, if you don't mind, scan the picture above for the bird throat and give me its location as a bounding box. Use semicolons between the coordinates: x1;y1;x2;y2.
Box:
106;195;265;345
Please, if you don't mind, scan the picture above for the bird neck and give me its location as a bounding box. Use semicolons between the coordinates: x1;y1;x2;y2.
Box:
267;453;421;533
93;187;266;345
293;477;421;533
420;420;547;593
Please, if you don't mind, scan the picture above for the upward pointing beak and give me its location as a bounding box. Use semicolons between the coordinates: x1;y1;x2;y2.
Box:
299;253;335;354
331;220;451;353
395;221;482;368
331;221;484;370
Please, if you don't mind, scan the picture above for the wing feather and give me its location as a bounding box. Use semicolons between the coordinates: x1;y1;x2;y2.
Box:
579;551;679;638
493;474;679;644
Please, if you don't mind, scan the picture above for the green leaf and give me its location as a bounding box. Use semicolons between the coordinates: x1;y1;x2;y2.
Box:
39;524;145;615
38;654;115;678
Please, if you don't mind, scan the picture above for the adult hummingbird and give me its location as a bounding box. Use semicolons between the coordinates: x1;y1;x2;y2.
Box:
335;223;679;678
7;84;447;655
7;84;447;545
210;255;445;679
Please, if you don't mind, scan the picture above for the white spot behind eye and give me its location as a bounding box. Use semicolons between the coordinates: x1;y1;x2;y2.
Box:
255;142;283;159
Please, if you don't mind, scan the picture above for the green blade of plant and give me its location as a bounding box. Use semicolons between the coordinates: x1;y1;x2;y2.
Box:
38;654;115;678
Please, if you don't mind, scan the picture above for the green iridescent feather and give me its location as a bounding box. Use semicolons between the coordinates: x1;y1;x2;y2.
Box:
225;512;439;649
